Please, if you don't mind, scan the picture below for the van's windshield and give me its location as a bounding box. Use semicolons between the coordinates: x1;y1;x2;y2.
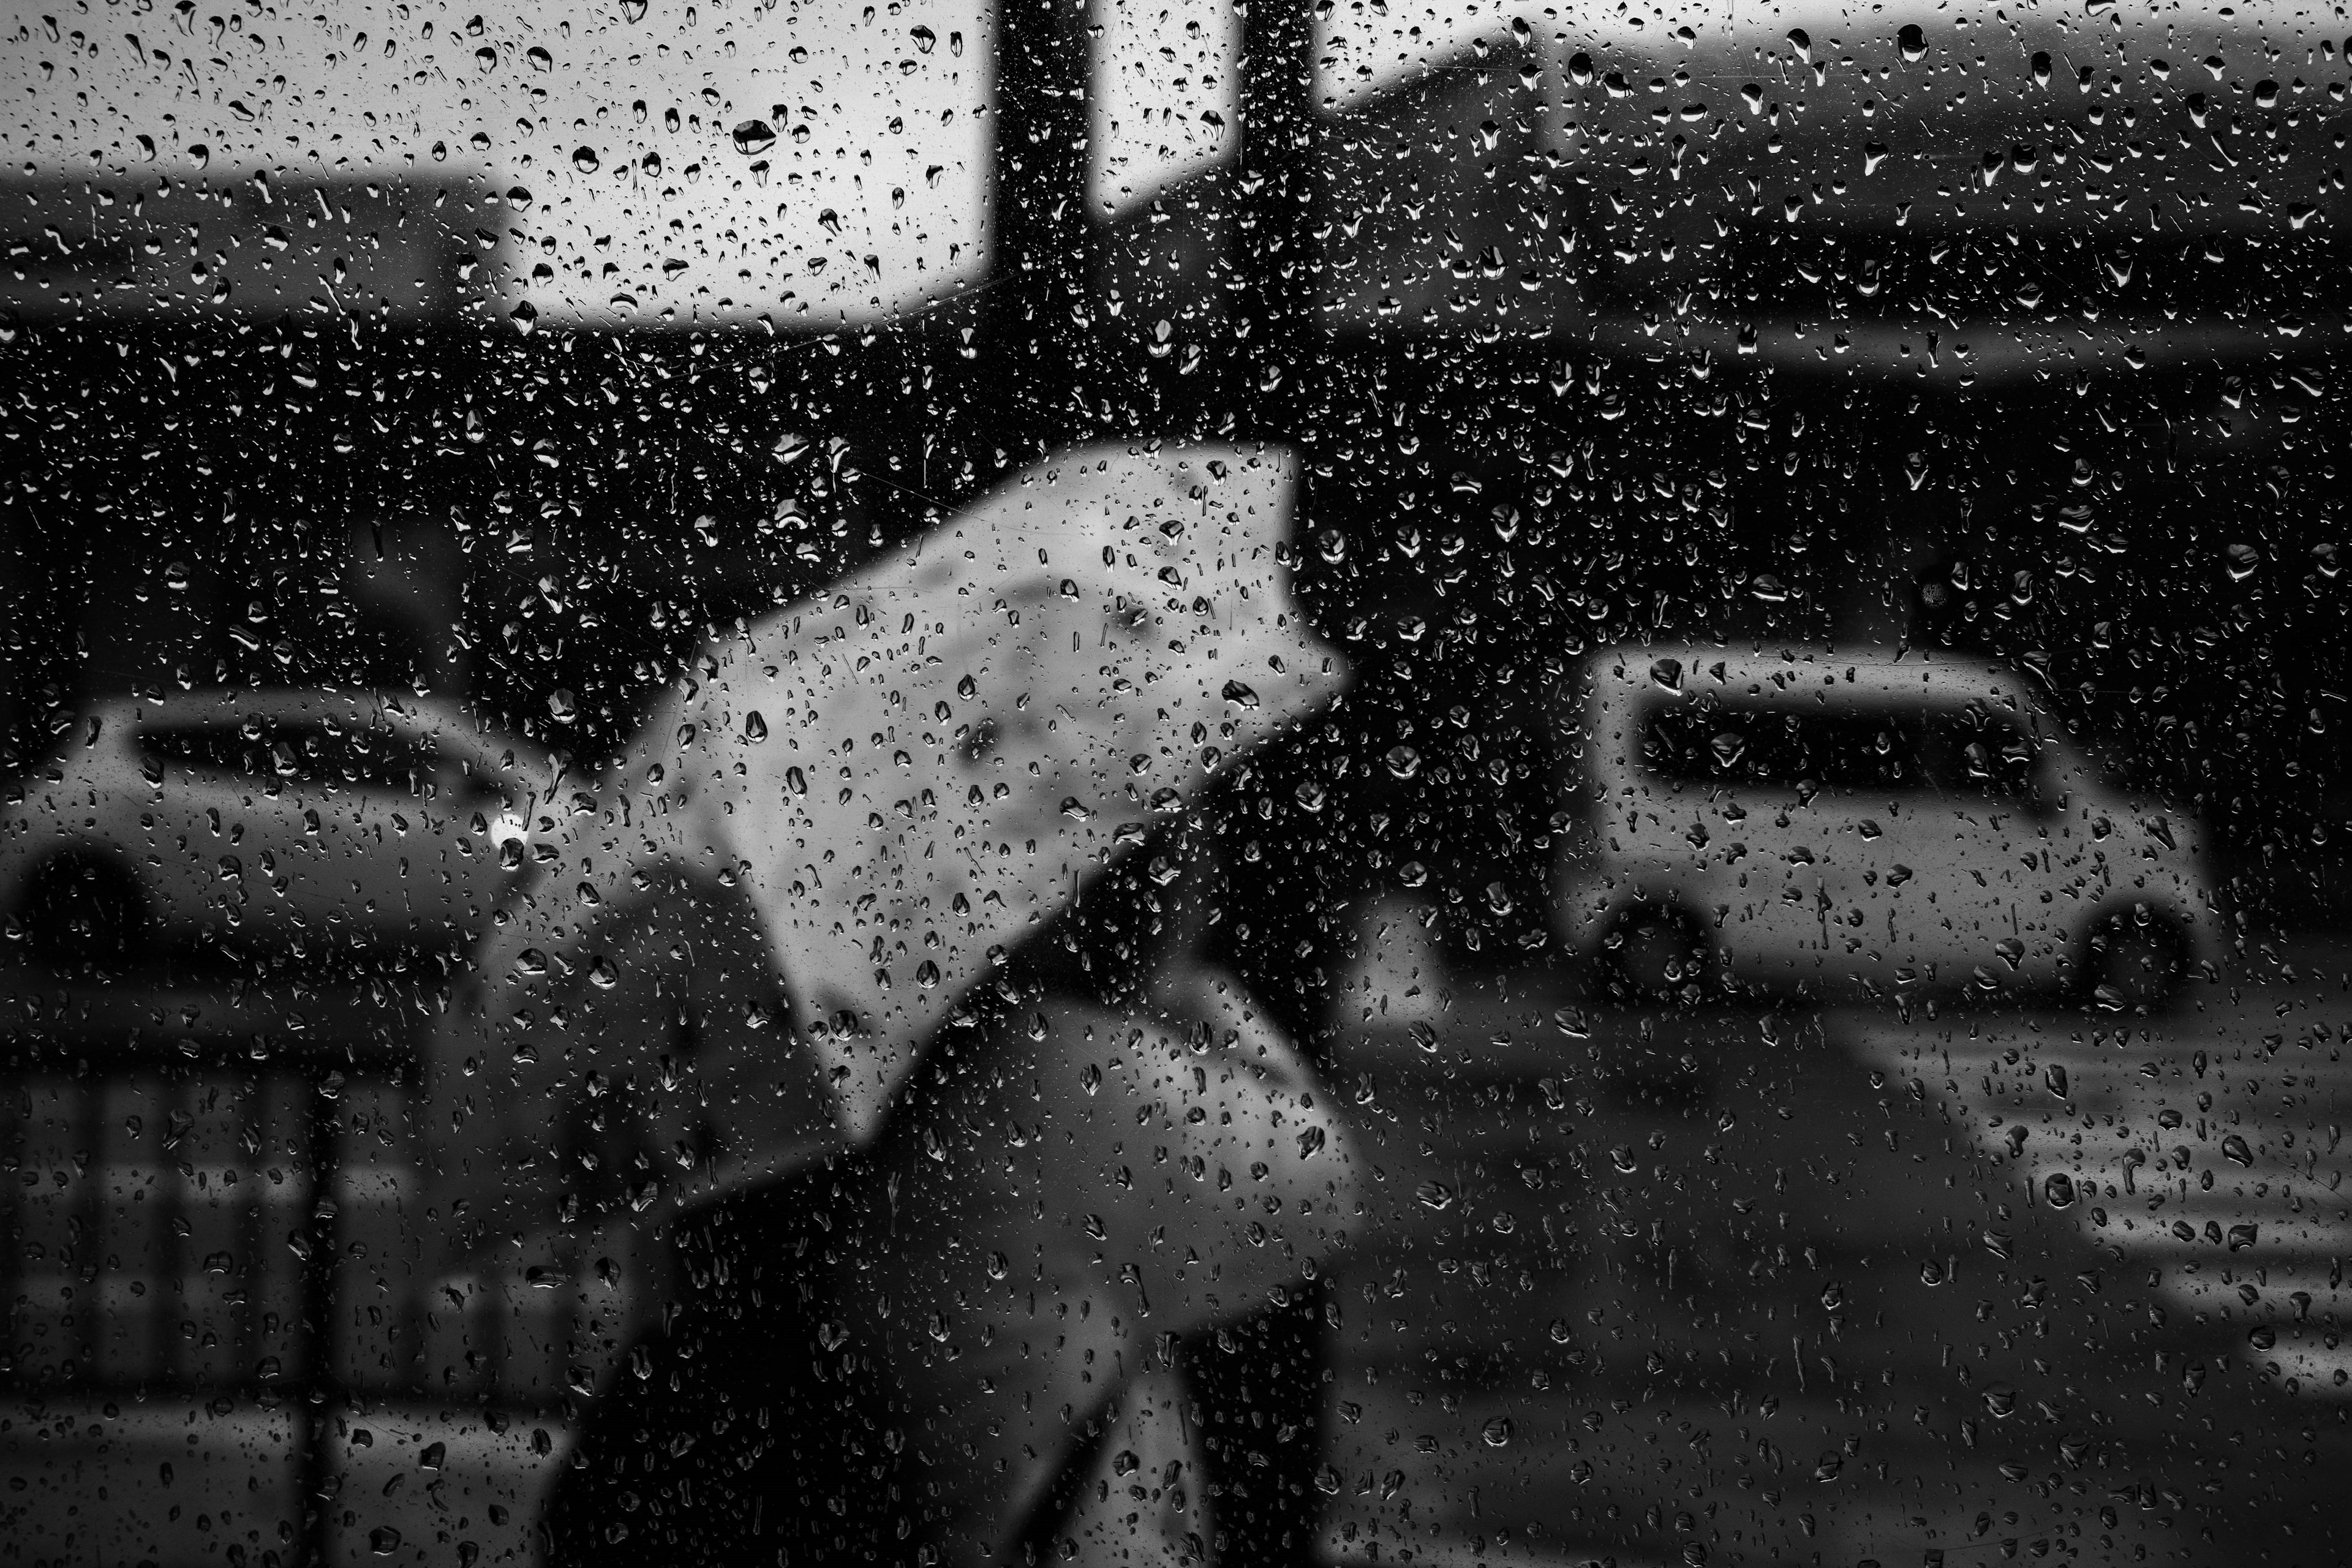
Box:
1642;698;2041;799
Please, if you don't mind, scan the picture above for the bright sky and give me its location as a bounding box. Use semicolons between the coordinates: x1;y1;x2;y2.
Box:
4;0;995;328
6;1;2294;326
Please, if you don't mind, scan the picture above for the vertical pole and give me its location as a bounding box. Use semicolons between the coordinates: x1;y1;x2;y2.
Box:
1235;0;1320;441
976;0;1099;462
294;1065;341;1566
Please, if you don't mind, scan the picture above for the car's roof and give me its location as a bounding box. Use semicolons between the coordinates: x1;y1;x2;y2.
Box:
94;687;461;723
85;689;543;763
1583;646;2039;704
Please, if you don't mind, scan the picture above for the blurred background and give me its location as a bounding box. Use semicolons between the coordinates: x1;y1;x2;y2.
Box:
4;1;2351;1562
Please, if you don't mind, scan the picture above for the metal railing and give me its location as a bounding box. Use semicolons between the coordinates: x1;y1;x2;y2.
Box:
1;974;652;1566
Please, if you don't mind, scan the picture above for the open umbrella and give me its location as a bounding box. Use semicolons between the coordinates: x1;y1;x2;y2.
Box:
421;442;1346;1267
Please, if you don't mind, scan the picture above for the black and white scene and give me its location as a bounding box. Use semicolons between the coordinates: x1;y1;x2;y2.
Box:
4;1;2350;1564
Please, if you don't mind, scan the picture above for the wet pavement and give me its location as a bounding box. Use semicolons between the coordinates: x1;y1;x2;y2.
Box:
1317;939;2352;1566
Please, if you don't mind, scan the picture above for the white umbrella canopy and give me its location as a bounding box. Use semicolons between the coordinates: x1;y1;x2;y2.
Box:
421;442;1347;1265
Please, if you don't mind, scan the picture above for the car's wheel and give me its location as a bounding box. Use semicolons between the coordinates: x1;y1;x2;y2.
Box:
1599;903;1716;1003
19;854;151;970
2076;909;2190;1012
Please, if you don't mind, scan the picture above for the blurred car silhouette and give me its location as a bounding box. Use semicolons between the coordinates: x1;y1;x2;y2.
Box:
0;690;548;963
1552;647;2226;1008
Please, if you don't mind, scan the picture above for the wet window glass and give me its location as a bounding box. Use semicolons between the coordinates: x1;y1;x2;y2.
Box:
6;4;2349;1567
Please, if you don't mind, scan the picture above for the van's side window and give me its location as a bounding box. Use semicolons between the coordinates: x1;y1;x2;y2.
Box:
1643;704;1927;791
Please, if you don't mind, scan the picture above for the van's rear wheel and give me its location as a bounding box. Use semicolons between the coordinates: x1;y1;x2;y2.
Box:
19;854;150;971
1600;905;1716;1004
2078;910;2189;1012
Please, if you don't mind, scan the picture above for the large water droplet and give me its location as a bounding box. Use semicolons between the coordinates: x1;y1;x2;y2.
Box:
731;119;777;156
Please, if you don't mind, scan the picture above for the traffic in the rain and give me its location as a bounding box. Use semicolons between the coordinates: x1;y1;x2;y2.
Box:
6;1;2351;1566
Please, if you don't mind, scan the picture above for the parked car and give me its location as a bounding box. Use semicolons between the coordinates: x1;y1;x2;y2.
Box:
1551;647;2227;1008
0;690;549;962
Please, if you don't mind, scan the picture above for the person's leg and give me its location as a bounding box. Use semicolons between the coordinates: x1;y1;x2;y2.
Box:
1183;1289;1330;1568
543;1168;900;1567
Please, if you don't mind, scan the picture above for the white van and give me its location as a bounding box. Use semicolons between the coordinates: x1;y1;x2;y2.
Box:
1550;647;2226;1007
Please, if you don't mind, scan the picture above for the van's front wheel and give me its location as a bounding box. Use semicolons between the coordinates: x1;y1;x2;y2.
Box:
1599;904;1717;1005
2076;910;2190;1012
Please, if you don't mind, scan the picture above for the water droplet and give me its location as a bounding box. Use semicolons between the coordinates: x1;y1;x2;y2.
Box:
2225;543;2260;581
916;960;941;989
910;24;936;51
1710;731;1746;768
370;1526;404;1554
546;688;575;722
1397;860;1428;888
1414;1179;1453;1210
526;45;552;70
620;0;648;19
2043;1172;2076;1208
732;120;777;156
572;145;599;173
2043;1063;2067;1098
475;45;497;71
1649;657;1684;692
2221;1134;2254;1167
1221;680;1260;708
587;956;619;990
1481;1416;1513;1448
743;710;769;742
1896;23;1927;62
188;143;209;167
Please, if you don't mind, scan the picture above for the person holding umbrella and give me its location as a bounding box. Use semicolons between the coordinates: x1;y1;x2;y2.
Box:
421;443;1358;1564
